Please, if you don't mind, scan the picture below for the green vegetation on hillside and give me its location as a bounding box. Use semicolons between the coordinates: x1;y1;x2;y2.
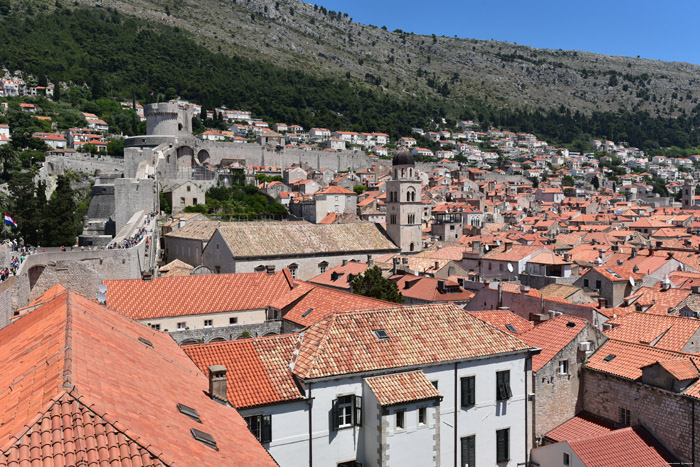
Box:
184;184;287;219
0;8;699;150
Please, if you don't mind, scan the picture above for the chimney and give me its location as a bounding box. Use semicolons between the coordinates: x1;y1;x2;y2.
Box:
598;298;607;308
692;286;700;294
403;257;408;265
617;259;624;266
208;365;228;403
342;259;348;267
667;251;675;259
498;281;503;308
472;240;481;254
367;255;373;267
564;253;571;262
393;257;400;274
655;241;663;249
648;248;654;257
434;261;440;270
631;247;638;258
265;265;275;275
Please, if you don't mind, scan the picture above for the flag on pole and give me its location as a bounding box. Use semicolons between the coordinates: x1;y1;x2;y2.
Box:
4;213;17;228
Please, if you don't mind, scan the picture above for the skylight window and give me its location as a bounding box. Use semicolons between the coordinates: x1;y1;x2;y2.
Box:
138;337;153;347
178;403;201;423
603;354;617;362
605;269;622;279
505;324;517;333
302;308;313;318
373;329;389;340
191;428;218;450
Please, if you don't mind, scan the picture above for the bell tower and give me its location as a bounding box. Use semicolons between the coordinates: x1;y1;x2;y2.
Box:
682;177;696;209
386;150;423;253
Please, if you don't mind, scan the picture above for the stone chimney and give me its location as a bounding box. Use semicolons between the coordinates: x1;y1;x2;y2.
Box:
631;247;638;258
266;265;275;275
342;259;348;267
472;240;481;254
208;365;228;403
367;255;373;267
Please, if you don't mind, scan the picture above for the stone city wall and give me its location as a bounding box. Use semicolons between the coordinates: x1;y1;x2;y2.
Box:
170;321;282;345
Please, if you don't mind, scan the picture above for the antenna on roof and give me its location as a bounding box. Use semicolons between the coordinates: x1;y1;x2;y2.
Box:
97;283;107;305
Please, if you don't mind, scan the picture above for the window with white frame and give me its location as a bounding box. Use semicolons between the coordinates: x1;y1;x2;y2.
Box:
559;360;569;375
332;395;362;430
177;322;186;330
418;407;426;426
395;409;405;430
204;319;213;328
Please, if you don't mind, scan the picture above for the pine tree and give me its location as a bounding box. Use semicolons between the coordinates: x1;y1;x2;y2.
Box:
350;266;404;304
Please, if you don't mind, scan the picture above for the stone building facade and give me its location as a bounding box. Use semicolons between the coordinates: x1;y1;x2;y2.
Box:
385;150;423;254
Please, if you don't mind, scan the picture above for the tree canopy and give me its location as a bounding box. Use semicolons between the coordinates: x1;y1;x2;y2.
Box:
350;266;404;304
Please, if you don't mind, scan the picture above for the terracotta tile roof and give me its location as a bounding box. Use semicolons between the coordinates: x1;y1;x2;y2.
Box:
605;313;700;351
544;412;616;443
104;271;294;320
214;222;399;258
566;426;677;467
307;261;369;290
183;334;304;409
164;220;219;240
273;280;393;328
290;303;534;380
0;287;276;466
655;358;700;380
158;258;195;277
392;275;475;302
518;315;589;372
468;310;535;335
365;371;441;406
586;339;700;396
623;286;691;315
317;185;355;195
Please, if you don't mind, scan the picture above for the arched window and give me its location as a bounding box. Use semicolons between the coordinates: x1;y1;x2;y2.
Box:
410;242;415;252
254;265;266;272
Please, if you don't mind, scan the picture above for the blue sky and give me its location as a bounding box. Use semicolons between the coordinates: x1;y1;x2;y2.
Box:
314;0;700;65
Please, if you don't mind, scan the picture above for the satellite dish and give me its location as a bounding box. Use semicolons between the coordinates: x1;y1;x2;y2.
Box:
484;244;490;251
98;284;107;294
629;277;635;287
507;263;514;273
97;292;106;305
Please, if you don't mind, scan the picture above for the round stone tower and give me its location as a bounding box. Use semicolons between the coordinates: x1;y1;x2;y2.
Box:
145;102;192;136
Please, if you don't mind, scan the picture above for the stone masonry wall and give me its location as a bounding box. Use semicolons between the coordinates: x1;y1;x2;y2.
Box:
169;321;282;345
582;370;699;464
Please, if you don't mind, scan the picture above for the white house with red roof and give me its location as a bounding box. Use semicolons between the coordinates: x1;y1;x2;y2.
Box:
0;123;10;145
184;303;541;467
32;132;67;149
309;127;331;142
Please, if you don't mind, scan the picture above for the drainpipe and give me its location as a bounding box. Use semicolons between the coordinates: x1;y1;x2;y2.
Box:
498;281;503;309
454;362;458;467
525;357;529;466
306;383;313;467
693;399;696;467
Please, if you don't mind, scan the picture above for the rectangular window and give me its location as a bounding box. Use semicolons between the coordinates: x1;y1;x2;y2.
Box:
418;407;426;426
559;360;569;375
496;428;510;462
595;280;602;290
496;371;512;401
583;278;589;288
332;395;362;430
204;319;213;328
619;407;631;427
151;324;160;331
229;317;238;325
431;380;438;390
563;452;570;466
177;322;186;330
461;435;475;467
395;410;404;430
244;414;272;444
461;376;475;408
499;264;504;272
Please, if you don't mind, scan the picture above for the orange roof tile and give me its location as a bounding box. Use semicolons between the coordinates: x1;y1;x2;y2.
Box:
544;412;615;443
290;303;534;380
468;310;535;335
392;275;475;302
184;334;304;409
605;313;700;351
308;261;369;290
566;426;677;467
365;371;441;406
104;271;294;320
0;287;276;466
518;315;589;372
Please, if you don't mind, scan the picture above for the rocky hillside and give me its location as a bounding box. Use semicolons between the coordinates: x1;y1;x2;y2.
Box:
11;0;700;118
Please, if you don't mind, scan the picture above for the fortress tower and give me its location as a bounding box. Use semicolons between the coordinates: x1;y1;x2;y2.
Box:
145;102;193;137
385;149;423;254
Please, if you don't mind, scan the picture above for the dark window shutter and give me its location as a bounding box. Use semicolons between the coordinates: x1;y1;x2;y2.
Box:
331;398;339;431
497;429;509;462
354;395;363;426
461;435;475;467
505;371;512;398
461;376;475;407
261;414;272;444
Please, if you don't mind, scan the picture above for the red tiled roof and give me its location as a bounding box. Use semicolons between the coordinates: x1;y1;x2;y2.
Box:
392;275;475;302
365;371;441;406
544;412;615;443
184;334;304;409
605;313;700;351
518;315;588;372
104;271;294;320
308;261;369;290
655;358;700;380
567;426;677;467
0;288;276;466
290;303;534;380
468;310;535;335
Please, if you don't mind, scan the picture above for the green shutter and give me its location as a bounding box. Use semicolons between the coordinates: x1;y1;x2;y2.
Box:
353;395;363;426
461;376;475;407
261;414;272;444
461;435;475;467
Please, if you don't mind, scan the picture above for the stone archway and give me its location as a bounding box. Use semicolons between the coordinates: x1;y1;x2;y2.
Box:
28;265;45;290
209;337;226;343
196;149;211;166
176;146;194;174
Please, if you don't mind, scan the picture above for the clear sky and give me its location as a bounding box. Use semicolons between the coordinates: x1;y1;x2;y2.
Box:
314;0;700;66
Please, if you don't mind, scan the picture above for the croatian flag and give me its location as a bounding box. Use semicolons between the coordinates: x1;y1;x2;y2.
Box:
4;213;17;228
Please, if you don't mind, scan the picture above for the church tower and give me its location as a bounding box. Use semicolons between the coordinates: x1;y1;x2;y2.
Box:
682;177;696;209
386;149;423;253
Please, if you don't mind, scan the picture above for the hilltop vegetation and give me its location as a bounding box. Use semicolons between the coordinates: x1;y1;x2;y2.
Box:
0;7;699;150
